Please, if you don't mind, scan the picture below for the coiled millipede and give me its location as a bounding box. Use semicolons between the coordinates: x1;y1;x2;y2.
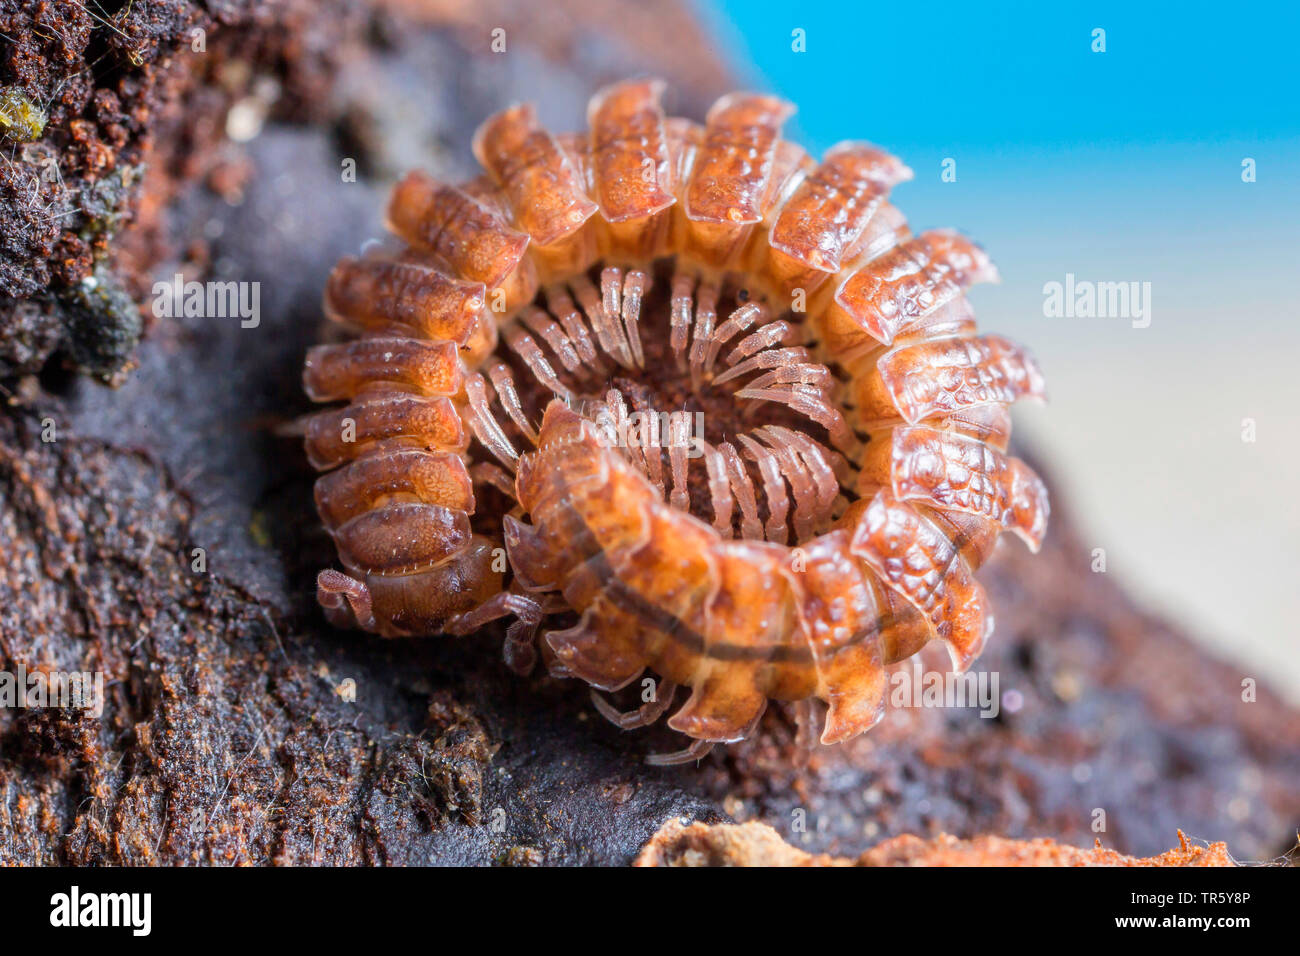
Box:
303;79;1048;764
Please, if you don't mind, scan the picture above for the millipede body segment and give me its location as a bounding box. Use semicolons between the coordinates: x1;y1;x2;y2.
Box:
303;78;1049;763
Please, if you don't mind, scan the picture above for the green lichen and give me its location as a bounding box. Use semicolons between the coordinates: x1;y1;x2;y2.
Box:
0;88;47;143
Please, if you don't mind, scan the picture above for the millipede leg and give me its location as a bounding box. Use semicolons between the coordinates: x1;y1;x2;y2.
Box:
719;441;762;540
688;277;720;389
769;429;842;522
317;569;377;632
487;362;540;445
792;699;822;768
701;441;734;537
446;590;547;675
599;266;636;367
465;373;520;470
503;626;541;674
737;432;789;543
669;269;695;369
621;270;649;368
544;285;606;376
470;461;517;499
505;327;572;401
724;319;798;368
641;439;666;498
713;344;810;386
603;388;645;478
646;736;715;767
591;679;678;730
766;426;841;529
757;429;819;541
739;382;855;455
519;305;582;375
703;301;764;376
668;441;690;512
574;274;631;368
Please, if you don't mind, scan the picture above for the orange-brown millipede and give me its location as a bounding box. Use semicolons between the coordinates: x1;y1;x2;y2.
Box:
303;78;1049;764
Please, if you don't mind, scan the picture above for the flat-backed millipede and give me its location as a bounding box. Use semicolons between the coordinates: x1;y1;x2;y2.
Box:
303;78;1049;764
